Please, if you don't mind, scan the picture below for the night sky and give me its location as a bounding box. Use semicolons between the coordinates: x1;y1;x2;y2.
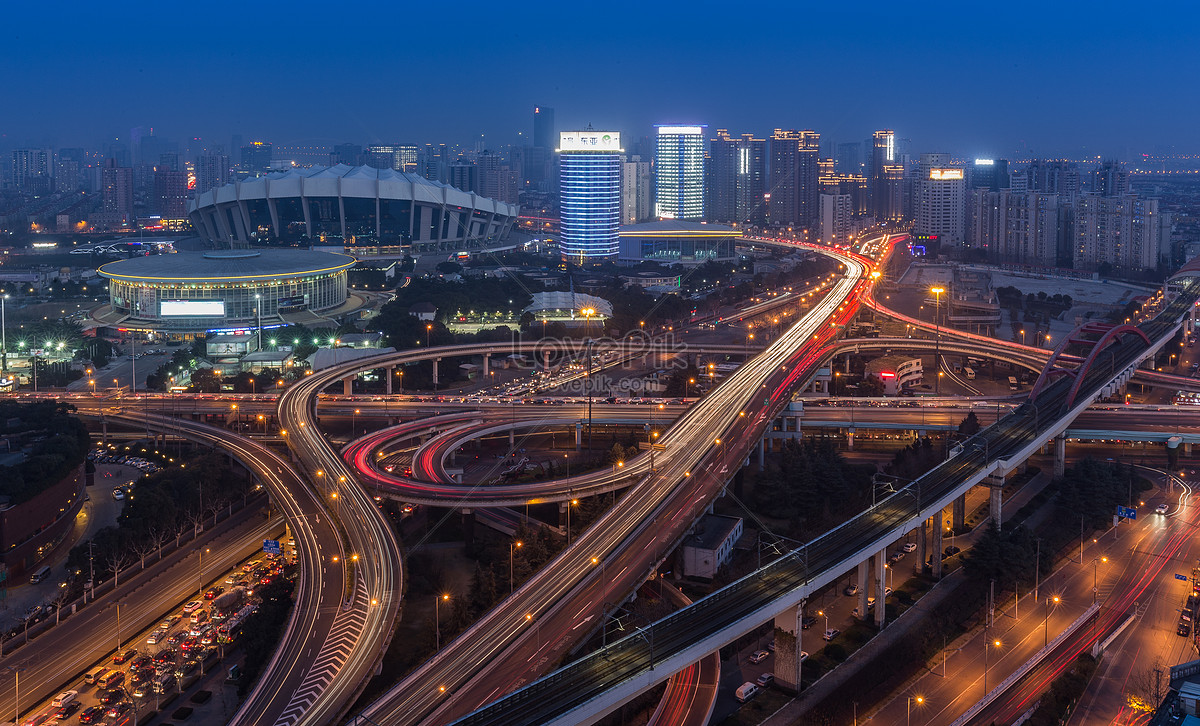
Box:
4;0;1197;159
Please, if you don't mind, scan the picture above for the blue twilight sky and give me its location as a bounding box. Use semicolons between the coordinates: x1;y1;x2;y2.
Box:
2;0;1197;160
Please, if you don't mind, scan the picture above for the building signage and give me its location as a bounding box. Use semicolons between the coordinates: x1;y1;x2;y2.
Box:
929;168;964;180
558;131;622;152
160;300;226;317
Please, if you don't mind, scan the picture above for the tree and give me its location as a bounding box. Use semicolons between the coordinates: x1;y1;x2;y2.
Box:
958;411;981;436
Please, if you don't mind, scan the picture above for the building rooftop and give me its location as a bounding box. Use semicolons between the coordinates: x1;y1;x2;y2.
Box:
98;248;357;282
687;514;743;550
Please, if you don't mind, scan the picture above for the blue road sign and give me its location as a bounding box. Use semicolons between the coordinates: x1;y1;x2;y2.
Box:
1117;505;1137;520
263;539;281;555
1178;574;1189;581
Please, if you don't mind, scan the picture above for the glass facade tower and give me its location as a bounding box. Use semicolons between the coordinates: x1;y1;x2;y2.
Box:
558;130;623;264
655;125;706;220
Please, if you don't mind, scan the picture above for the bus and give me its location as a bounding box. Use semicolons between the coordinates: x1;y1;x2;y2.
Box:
1008;376;1019;390
964;367;976;380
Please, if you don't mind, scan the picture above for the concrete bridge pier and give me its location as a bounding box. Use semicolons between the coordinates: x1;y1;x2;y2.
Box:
857;561;869;618
432;358;440;388
917;518;928;575
772;604;804;693
952;494;966;531
343;376;353;395
482;355;489;378
989;478;1004;530
846;428;855;451
874;549;887;628
1054;435;1067;478
385;366;393;394
932;513;944;579
575;422;582;452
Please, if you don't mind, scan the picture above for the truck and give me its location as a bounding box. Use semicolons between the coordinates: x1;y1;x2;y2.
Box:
212;587;246;618
1008;376;1019;390
735;682;760;703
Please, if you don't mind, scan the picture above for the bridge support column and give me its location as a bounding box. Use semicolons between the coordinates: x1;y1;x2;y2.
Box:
857;561;869;618
875;550;887;628
917;519;928;576
461;508;474;548
1054;435;1066;479
343;376;353;395
482;355;489;378
952;494;966;532
846;428;855;451
758;439;765;472
772;604;803;693
932;513;944;579
509;428;515;447
432;358;440;388
989;481;1003;531
385;366;393;394
1186;442;1193;456
575;422;582;452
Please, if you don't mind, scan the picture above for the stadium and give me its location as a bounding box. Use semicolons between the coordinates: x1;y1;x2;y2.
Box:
95;248;361;336
187;165;520;253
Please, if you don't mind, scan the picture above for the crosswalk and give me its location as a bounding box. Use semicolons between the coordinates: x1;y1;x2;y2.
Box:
274;576;370;726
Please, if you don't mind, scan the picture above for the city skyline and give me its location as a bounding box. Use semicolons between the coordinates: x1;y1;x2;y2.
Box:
3;2;1198;158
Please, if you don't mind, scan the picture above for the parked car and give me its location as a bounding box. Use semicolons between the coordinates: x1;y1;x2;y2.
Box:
756;672;775;687
944;545;962;557
823;629;841;641
800;615;817;629
902;542;918;553
748;649;769;664
844;584;859;596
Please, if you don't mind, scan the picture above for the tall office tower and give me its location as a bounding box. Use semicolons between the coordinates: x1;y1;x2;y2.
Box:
1022;160;1081;200
707;130;766;224
970;159;1009;190
449;163;480;194
870;129;904;221
768;129;821;233
621;155;652;224
11;149;50;192
1073;194;1163;272
54;159;79;193
968;190;1062;267
367;145;418;172
513;145;551;189
559;129;623;264
230;135;243;167
915;154;967;249
820;193;853;244
196;153;230;194
533;106;555;150
836;142;862;174
421;144;449;183
1090;160;1129;197
331;143;362;166
154;170;189;217
240;142;273;174
102;159;134;221
478;152;519;204
655;125;706;220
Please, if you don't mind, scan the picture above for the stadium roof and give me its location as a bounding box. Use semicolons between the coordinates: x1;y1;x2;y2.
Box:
98;249;357;282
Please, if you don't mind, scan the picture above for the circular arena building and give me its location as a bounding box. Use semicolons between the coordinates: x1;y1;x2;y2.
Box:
187;164;520;253
96;248;358;335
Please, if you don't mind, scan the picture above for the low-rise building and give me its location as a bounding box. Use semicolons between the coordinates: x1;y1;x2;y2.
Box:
865;355;924;395
681;514;743;580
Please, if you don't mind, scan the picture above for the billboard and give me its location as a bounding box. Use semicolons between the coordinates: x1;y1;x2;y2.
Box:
929;168;964;180
160;300;226;317
558;131;622;152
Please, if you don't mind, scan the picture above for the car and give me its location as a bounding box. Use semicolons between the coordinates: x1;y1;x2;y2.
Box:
888;552;904;565
182;600;203;613
800;615;817;630
748;649;769;664
799;651;809;662
165;633;184;648
902;542;918;553
53;701;80;720
1156;504;1170;515
78;706;105;724
884;587;894;597
944;545;962;557
161;613;183;628
767;639;776;652
844;584;859;596
111;488;125;500
823;629;841;641
105;702;133;719
112;648;137;664
153;649;176;664
756;672;775;687
204;586;224;600
98;688;125;706
128;654;152;671
50;691;78;709
1179;620;1192;637
146;628;167;645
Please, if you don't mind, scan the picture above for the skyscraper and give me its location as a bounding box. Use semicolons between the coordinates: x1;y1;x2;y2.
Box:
1089;160;1129;197
197;153;230;194
1074;194;1163;272
367;145;418;172
533;106;555;150
970;159;1010;190
870;130;903;222
154;169;189;217
478;151;518;204
622;155;652;224
915;153;967;250
708;130;766;225
102;159;134;221
768;129;820;233
559;129;623;264
836;142;863;174
655;125;706;220
968;190;1062;267
240;142;273;175
11;149;50;192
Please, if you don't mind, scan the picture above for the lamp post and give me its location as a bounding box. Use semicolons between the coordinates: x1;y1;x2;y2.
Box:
984;637;1000;694
0;293;7;377
1044;595;1060;647
567;499;578;546
930;287;944;394
254;293;262;352
1092;556;1107;604
435;593;449;651
908;695;924;726
198;548;210;600
1020;329;1026;346
509;540;522;594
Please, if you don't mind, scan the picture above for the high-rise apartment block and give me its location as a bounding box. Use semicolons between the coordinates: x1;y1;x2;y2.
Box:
819;193;854;245
1074;194;1163;272
655;125;706;220
478;152;519;205
1089;160;1129;197
969;190;1063;267
559;130;623;263
421;144;449;184
449;164;480;195
915;154;966;249
707;130;766;225
11;149;50;192
367;145;418;173
197;153;230;194
622;155;652;225
768;129;820;233
102;159;134;221
331;143;363;166
154;170;189;218
1020;160;1080;199
836;142;863;174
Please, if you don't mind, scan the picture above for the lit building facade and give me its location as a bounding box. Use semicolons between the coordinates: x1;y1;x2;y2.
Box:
969;190;1063;267
622;156;652;224
708;130;766;225
819;193;853;245
1073;194;1164;272
617;220;738;265
769;129;821;233
558;130;623;264
655;125;706;220
915;154;966;250
870;129;903;222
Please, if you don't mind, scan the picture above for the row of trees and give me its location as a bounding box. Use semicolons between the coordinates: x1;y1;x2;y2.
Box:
751;438;874;536
0;401;90;504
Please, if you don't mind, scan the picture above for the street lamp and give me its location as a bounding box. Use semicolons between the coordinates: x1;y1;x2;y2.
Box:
509;540;523;594
1020;329;1026;346
435;593;450;651
1044;594;1060;647
1092;556;1108;604
984;638;1001;694
198;547;210;600
426;324;432;348
930;287;944;394
908;695;924;726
